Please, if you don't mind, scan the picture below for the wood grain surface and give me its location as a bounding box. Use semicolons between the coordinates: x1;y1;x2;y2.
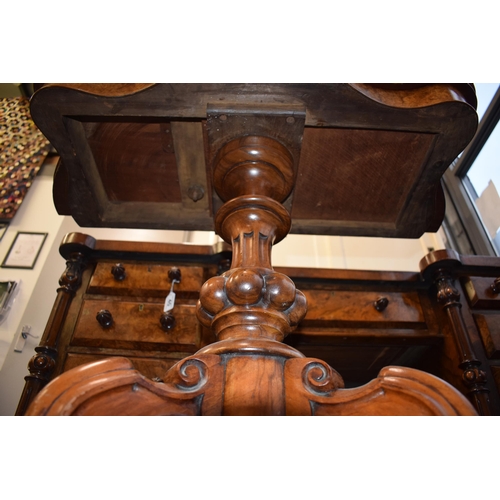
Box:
30;83;478;236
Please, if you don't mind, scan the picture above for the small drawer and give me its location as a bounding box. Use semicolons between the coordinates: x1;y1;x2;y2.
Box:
464;277;500;309
63;353;180;381
301;290;425;328
473;313;500;359
72;299;201;351
88;263;205;297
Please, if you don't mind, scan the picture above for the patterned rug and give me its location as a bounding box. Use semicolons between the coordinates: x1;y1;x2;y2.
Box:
0;97;51;222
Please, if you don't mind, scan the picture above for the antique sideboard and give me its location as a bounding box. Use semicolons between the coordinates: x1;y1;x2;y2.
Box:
16;234;500;415
18;83;496;415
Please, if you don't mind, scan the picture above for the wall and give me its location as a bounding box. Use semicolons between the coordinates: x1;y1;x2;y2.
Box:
0;164;445;415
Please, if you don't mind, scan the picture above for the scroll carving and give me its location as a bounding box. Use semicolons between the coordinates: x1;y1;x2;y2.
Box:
284;358;477;416
302;360;344;396
26;355;225;416
163;358;208;392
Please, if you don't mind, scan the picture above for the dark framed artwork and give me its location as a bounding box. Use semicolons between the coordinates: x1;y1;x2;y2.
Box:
1;232;47;269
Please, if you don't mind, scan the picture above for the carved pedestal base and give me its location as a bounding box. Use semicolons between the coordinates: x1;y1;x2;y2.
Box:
26;345;476;416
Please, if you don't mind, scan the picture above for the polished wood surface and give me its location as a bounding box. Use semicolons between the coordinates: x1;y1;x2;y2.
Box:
301;289;424;326
63;353;179;382
72;300;200;350
88;263;205;297
27;354;477;416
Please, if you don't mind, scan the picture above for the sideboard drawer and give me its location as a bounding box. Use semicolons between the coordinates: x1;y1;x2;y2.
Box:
72;299;201;351
301;290;425;328
88;262;205;297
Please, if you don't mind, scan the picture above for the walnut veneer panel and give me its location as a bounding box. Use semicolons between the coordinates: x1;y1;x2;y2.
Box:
88;263;205;297
301;290;425;328
72;300;200;351
223;356;285;416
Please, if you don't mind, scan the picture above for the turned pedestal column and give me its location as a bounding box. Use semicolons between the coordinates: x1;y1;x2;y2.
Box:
192;136;307;415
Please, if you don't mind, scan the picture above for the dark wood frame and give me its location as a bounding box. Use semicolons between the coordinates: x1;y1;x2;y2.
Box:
1;231;47;269
29;83;478;238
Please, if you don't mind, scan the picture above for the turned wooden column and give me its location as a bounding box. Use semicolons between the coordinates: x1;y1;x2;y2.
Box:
197;136;306;342
434;269;491;415
194;136;307;415
420;251;492;415
15;233;95;415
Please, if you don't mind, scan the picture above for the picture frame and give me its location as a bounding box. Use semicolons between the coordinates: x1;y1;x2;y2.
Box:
1;232;47;269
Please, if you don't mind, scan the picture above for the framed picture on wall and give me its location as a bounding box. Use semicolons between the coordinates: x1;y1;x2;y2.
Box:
1;232;47;269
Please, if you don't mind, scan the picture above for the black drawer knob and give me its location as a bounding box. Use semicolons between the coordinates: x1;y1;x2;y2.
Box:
111;263;126;281
96;309;114;328
490;277;500;295
373;297;389;312
160;312;176;331
168;267;181;282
